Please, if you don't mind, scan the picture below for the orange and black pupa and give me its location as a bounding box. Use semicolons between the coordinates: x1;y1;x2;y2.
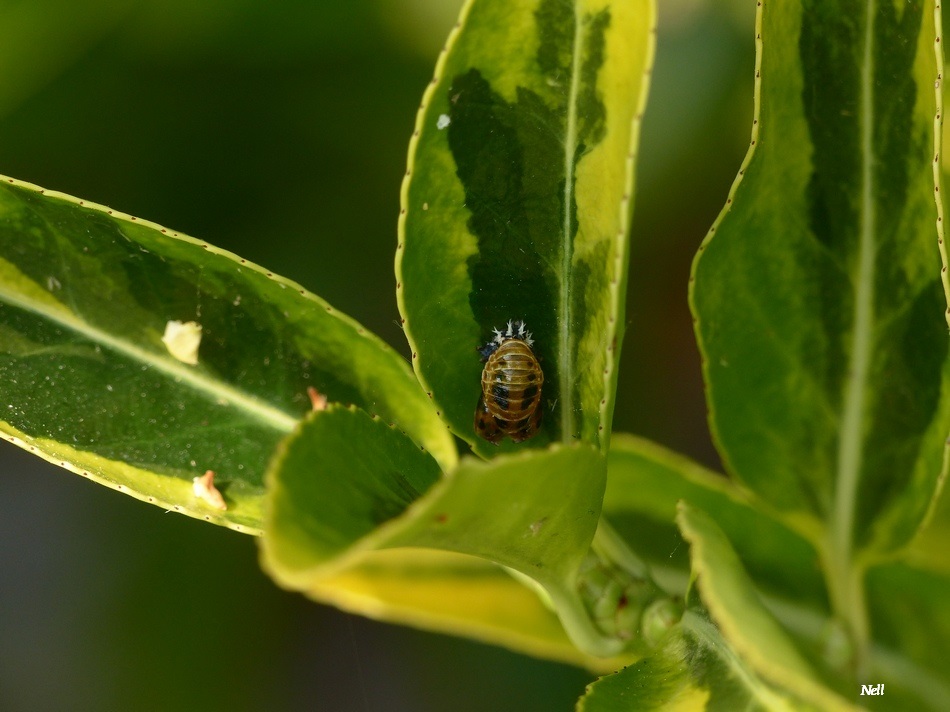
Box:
474;320;543;444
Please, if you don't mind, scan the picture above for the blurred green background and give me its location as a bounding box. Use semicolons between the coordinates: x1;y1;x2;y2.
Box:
0;1;752;709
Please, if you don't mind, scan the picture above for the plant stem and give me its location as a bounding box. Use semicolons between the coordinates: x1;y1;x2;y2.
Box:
823;546;870;679
544;521;660;657
545;582;629;658
592;519;648;579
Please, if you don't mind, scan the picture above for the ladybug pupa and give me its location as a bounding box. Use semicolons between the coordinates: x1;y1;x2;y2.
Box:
474;320;544;444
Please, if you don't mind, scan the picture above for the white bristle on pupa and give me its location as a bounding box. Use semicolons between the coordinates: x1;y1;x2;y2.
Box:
492;320;533;347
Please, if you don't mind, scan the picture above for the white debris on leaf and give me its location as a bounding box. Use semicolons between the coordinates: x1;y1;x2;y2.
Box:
436;114;451;130
193;470;227;511
162;320;202;365
529;517;548;536
307;386;328;411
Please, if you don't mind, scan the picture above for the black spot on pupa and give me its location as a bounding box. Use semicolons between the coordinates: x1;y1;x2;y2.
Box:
491;386;510;410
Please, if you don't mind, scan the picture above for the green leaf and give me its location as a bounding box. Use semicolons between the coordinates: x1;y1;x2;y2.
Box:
578;631;706;712
261;404;445;575
688;0;949;671
603;434;827;616
263;401;605;580
907;426;950;574
0;178;456;532
577;616;818;712
696;0;950;548
602;440;950;709
262;405;630;655
305;548;630;673
397;0;656;454
382;446;605;583
676;503;853;711
865;563;950;710
906;473;950;573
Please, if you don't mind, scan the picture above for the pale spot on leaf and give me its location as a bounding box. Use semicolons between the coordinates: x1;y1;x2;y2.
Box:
162;320;202;365
308;386;328;411
193;470;227;511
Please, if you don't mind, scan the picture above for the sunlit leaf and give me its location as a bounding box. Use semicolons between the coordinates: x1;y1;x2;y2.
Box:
0;178;456;531
307;548;630;673
397;0;656;454
261;404;444;574
262;401;604;583
690;0;949;556
262;404;625;654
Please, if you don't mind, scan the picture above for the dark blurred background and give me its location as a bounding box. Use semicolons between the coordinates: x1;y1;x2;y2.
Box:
0;0;752;709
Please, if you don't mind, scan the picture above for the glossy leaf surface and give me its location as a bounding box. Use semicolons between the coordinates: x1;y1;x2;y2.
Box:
261;405;445;576
690;0;949;557
263;401;604;581
397;0;655;454
0;178;456;531
262;404;613;653
308;549;629;673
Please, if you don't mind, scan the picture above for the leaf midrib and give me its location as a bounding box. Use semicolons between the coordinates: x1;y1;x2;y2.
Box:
559;4;585;442
0;282;298;433
831;0;876;570
827;0;876;658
